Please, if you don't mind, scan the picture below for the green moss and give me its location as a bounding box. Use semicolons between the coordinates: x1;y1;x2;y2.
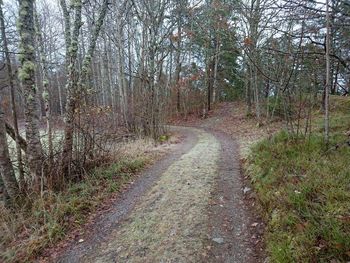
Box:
18;68;29;81
19;9;27;16
27;94;34;101
42;90;49;100
70;0;82;8
18;61;35;81
20;1;29;8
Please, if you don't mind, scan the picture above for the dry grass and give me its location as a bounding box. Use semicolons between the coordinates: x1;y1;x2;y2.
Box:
0;136;174;263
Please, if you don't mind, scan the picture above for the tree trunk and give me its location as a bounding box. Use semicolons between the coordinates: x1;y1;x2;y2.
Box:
34;10;53;166
5;122;27;152
212;36;220;103
0;94;19;201
17;0;44;191
175;3;182;113
324;0;330;144
62;0;108;176
61;0;83;177
0;0;25;188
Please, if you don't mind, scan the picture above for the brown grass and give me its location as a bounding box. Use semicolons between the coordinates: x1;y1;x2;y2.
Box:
0;136;175;263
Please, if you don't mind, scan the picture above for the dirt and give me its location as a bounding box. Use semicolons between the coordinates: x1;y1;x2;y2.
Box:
203;128;264;263
48;103;266;263
49;127;197;262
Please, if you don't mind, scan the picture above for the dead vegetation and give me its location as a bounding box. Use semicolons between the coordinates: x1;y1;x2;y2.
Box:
0;136;174;263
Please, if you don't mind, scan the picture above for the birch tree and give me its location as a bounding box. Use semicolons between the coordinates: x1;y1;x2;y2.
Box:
61;0;109;176
17;0;44;191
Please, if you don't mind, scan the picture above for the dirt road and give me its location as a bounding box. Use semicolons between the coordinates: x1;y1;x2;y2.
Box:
56;126;261;263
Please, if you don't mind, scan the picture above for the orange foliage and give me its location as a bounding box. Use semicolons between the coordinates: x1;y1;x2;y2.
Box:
244;37;253;46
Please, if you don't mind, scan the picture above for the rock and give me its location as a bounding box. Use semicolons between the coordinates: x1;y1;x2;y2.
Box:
251;222;259;227
243;187;251;194
212;237;224;244
78;239;84;243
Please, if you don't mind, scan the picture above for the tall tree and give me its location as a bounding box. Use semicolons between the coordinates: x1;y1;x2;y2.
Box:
17;0;44;191
0;0;25;188
34;9;53;166
61;0;109;177
324;0;330;144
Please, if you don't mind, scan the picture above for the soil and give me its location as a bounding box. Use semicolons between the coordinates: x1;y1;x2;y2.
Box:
45;103;266;263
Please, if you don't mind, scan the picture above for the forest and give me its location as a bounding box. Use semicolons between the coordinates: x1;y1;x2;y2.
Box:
0;0;349;262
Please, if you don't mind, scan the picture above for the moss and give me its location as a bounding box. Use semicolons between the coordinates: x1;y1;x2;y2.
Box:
20;32;31;40
42;90;49;100
27;45;35;54
18;61;35;81
69;0;82;8
19;9;27;17
16;20;23;30
18;68;30;81
68;40;78;55
27;94;34;101
20;0;29;8
81;65;89;74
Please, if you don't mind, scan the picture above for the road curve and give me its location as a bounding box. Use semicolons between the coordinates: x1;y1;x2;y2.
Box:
56;126;259;263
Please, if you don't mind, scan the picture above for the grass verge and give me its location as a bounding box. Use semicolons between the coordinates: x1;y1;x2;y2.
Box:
0;138;164;263
246;97;350;262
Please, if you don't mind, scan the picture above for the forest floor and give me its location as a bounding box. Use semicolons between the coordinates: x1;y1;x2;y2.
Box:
44;102;274;263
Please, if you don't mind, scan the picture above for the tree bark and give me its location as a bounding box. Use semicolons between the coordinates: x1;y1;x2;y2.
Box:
0;94;19;201
17;0;44;191
175;2;182;113
62;0;108;176
61;0;83;177
325;0;330;144
5;122;27;152
34;10;53;166
0;0;25;187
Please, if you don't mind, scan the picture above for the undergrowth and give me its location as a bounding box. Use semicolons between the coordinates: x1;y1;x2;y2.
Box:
0;150;151;262
247;96;350;262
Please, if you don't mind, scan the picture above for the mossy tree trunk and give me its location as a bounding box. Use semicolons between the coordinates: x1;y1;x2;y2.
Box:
61;0;109;177
61;0;83;177
17;0;44;192
0;0;25;189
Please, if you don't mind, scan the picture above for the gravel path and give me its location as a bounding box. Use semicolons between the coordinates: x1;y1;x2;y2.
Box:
56;126;260;263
